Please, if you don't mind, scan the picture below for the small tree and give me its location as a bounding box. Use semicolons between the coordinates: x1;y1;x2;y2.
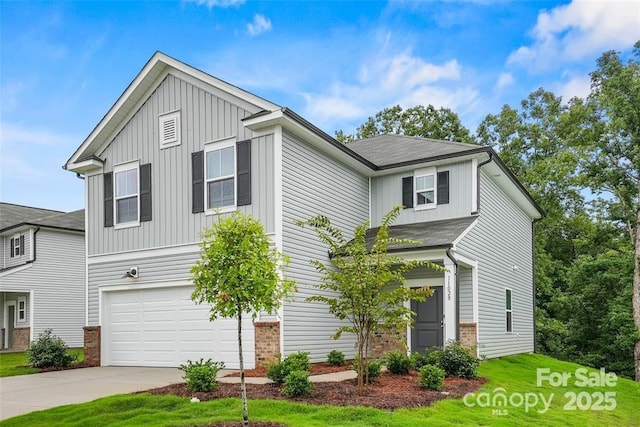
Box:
297;206;444;395
191;211;295;426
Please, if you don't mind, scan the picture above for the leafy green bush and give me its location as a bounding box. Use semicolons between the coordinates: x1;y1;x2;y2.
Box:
419;364;445;390
267;352;310;384
26;329;76;369
424;347;444;367
409;351;429;370
384;350;411;375
440;342;479;379
327;349;345;366
179;358;225;392
352;357;382;383
282;370;314;397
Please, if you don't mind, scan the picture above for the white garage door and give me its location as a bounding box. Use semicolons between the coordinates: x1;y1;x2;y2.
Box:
103;286;255;369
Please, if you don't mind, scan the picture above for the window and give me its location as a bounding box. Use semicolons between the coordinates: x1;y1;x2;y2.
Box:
10;234;24;258
17;297;26;322
414;167;436;209
205;139;236;211
159;111;181;148
403;169;450;209
114;162;139;226
506;289;513;332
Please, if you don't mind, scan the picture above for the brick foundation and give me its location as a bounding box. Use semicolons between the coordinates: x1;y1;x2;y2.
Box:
12;327;30;351
370;326;407;358
83;326;101;366
254;321;280;366
459;322;478;353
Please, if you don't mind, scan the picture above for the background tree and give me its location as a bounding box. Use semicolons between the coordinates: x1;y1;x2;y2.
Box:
336;104;474;144
297;206;443;395
191;211;296;425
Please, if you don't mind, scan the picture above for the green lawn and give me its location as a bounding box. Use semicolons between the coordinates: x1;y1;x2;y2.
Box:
2;354;639;426
0;349;84;378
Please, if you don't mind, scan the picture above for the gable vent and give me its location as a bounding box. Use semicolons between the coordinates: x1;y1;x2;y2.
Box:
159;111;181;148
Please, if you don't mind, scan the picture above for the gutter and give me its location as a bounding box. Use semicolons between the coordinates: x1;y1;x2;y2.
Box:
445;246;460;342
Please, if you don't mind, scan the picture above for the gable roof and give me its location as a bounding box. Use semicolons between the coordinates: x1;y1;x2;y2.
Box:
0;203;84;233
349;134;487;169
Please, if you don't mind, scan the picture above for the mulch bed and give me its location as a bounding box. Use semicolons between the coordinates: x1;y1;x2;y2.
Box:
226;362;353;378
145;371;485;410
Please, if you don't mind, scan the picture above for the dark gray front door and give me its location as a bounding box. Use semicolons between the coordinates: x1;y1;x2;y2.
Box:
411;287;444;354
7;305;15;348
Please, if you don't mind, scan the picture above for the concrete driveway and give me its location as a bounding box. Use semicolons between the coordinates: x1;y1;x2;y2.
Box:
0;367;184;421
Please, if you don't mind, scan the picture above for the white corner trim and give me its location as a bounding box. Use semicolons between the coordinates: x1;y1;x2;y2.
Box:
471;158;478;212
29;290;34;341
452;217;479;249
273;124;285;357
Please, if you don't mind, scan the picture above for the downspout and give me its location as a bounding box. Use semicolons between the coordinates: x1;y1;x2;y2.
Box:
26;227;40;264
446;246;460;342
473;152;493;214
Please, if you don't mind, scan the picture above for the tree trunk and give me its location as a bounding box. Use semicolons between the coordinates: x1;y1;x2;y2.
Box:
238;310;249;425
634;181;640;382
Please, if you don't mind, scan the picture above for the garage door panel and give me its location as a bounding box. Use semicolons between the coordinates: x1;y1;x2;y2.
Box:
104;286;255;368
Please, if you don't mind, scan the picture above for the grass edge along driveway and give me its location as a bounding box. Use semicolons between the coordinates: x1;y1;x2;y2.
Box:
2;353;639;427
0;349;84;378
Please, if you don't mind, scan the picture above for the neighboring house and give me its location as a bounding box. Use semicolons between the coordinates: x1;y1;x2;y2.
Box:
63;52;543;369
0;203;85;350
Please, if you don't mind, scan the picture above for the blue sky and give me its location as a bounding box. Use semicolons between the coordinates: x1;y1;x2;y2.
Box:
1;0;638;212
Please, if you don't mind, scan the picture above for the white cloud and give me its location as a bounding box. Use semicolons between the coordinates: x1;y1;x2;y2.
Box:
247;14;272;36
508;0;640;70
185;0;245;8
0;122;73;146
494;73;514;92
553;73;592;101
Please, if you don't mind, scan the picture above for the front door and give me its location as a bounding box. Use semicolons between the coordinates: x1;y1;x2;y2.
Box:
411;287;444;354
7;305;15;348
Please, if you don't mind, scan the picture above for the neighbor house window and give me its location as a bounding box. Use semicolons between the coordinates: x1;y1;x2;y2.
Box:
506;289;513;332
17;297;26;322
205;138;235;211
114;161;139;226
415;167;436;209
10;234;24;258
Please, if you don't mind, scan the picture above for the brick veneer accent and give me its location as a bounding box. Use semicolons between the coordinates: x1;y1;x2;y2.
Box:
254;321;280;366
12;327;30;351
370;326;407;358
459;322;478;352
83;326;101;366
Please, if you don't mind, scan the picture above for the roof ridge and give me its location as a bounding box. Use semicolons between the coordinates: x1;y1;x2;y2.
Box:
0;202;64;214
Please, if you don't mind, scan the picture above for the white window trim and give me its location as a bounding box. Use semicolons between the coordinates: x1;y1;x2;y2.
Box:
113;160;141;229
414;167;437;211
205;136;237;215
12;233;21;257
159;110;181;149
505;288;513;333
17;296;26;323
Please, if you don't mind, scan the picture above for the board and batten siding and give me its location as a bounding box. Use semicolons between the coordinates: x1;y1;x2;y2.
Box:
86;74;274;256
370;160;474;226
456;170;534;358
0;229;85;347
281;131;369;362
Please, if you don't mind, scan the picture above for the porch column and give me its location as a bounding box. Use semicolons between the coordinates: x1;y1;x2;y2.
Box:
443;257;457;342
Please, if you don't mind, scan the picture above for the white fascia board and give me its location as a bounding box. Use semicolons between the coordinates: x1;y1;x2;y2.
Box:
67;158;104;174
244;110;374;176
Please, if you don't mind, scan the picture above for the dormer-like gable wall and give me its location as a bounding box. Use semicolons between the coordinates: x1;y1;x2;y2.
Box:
2;229;33;270
85;73;275;256
370;159;475;226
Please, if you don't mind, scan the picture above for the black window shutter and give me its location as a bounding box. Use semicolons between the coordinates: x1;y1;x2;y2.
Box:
19;235;25;255
437;171;450;205
139;163;152;222
192;151;204;213
104;172;114;227
236;139;251;206
402;176;414;208
10;238;14;258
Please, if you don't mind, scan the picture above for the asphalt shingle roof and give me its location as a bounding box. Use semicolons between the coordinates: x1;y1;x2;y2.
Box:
348;134;485;168
0;203;84;232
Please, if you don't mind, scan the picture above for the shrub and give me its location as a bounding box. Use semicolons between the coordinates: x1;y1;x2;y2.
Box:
267;352;310;384
384;350;411;375
352;357;382;383
179;358;225;392
409;351;429;370
327;349;345;366
282;370;314;397
26;329;76;369
424;347;444;367
419;364;445;390
440;341;479;379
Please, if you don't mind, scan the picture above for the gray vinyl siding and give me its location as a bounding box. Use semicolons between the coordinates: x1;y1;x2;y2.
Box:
370;160;474;226
459;266;474;323
86;74;274;255
456;170;534;358
281;131;369;362
0;229;85;347
3;231;32;269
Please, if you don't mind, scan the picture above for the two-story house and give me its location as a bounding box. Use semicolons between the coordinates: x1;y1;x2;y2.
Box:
64;52;543;369
0;203;85;350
